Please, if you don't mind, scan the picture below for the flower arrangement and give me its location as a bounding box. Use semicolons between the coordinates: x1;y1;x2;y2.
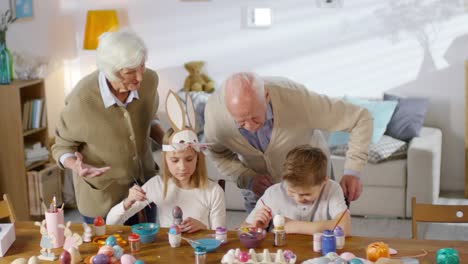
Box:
0;10;16;44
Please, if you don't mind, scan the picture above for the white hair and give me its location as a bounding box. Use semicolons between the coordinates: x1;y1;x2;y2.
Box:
96;30;148;82
222;72;265;101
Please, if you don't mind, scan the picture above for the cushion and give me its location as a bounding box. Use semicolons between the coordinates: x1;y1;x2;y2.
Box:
383;93;429;141
331;135;408;163
328;96;398;146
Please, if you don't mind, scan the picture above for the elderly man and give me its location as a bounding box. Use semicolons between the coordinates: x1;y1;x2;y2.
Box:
52;30;164;224
204;72;373;212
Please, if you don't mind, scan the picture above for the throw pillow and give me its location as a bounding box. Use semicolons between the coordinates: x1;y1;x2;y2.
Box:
330;135;408;163
328;96;398;146
383;93;429;141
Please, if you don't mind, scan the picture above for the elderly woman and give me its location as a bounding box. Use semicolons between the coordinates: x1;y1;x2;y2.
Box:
52;30;164;224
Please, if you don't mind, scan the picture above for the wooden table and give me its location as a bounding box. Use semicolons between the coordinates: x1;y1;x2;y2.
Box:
3;222;468;263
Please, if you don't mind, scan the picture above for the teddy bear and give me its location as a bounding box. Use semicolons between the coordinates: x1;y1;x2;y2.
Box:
183;61;215;93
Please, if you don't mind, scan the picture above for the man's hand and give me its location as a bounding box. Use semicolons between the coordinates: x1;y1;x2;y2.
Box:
64;152;111;178
251;174;274;197
340;174;362;202
180;217;207;233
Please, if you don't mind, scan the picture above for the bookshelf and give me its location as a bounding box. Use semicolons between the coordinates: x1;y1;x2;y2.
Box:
0;79;49;220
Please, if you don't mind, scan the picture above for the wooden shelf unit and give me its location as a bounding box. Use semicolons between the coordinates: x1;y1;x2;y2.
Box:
0;79;49;220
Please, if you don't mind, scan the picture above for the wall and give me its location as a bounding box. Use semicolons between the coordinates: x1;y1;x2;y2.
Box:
3;0;467;192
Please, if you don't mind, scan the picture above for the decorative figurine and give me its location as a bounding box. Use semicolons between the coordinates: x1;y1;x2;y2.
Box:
59;221;83;251
168;224;181;248
82;222;93;242
172;206;183;225
35;220;57;261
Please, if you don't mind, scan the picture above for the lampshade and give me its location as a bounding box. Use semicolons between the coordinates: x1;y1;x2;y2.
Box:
83;10;119;50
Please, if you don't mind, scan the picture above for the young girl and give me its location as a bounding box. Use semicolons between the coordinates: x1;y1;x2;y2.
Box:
106;91;226;233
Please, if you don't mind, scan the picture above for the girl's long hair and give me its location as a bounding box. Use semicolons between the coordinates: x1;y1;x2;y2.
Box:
162;128;208;198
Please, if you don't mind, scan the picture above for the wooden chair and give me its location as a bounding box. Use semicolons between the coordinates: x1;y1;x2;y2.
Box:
0;193;17;223
411;197;468;239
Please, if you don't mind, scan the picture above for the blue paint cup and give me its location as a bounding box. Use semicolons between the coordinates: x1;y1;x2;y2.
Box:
321;229;336;256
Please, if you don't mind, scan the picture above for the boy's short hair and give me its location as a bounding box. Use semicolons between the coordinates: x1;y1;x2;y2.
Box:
282;145;327;187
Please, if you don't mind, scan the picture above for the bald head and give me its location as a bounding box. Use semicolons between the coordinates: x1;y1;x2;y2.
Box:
223;72;269;132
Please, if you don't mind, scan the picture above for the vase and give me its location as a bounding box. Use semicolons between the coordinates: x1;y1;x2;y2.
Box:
0;30;13;81
0;42;11;84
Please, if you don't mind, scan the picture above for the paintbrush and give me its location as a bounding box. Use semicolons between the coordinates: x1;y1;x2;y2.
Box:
133;180;152;208
332;209;348;231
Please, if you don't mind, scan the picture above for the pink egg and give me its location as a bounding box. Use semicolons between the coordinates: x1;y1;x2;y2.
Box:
238;251;249;262
120;254;137;264
340;252;356;260
59;250;71;264
110;256;119;263
98;245;114;257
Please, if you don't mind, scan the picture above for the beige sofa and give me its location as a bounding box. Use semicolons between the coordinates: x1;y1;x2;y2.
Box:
331;126;442;218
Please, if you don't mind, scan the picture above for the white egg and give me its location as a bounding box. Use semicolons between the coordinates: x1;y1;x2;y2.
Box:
27;256;39;264
273;214;285;227
11;258;27;264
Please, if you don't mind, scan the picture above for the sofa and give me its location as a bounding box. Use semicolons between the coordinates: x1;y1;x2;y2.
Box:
331;126;442;218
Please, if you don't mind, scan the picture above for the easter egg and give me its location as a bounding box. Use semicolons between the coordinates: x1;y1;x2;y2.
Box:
92;254;109;264
310;256;331;264
135;260;145;264
334;258;347;264
27;256;39;264
112;245;124;259
98;245;114;257
340;252;356;261
105;235;118;246
238;251;249;262
348;258;364;264
169;224;181;235
94;216;105;226
59;250;71;264
120;254;137;264
325;252;340;261
11;258;27;264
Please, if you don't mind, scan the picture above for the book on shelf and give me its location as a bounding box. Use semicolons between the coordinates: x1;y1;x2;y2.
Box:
24;142;49;166
22;99;46;131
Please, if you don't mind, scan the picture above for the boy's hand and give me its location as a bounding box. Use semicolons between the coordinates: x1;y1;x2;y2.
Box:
124;185;147;210
253;206;272;229
180;217;206;233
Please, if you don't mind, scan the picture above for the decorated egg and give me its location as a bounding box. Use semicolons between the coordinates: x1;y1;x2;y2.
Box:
366;242;390;262
120;254;137;264
98;245;114;257
238;251;249;262
112;245;124;259
325;252;340;261
105;235;118;246
92;254;109;264
283;250;296;262
110;257;119;264
59;250;71;264
169;224;181;235
340;252;356;260
172;206;183;219
310;256;331;264
334;258;347;264
135;260;145;264
348;258;364;264
94;216;105;226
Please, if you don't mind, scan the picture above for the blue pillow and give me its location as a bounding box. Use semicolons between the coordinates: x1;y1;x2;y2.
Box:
328;96;398;146
383;94;429;141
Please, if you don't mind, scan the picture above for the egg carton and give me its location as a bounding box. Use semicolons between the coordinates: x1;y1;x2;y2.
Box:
221;248;296;264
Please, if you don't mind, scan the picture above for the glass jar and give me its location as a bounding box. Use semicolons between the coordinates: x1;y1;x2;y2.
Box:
321;229;336;256
334;226;345;249
128;233;141;253
215;226;227;244
273;229;286;246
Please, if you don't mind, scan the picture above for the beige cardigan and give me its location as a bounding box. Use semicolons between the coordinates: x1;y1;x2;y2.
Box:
204;77;373;189
52;69;159;217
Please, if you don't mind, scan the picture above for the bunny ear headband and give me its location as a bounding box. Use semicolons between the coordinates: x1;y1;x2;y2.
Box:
163;90;211;152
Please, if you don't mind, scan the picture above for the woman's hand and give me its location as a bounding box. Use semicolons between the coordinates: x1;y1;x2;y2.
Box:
123;185;147;210
65;152;111;178
180;217;207;233
253;206;272;229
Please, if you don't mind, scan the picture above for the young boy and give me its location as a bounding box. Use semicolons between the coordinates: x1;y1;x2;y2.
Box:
243;145;350;235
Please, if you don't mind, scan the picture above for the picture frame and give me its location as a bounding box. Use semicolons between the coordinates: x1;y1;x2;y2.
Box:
9;0;33;20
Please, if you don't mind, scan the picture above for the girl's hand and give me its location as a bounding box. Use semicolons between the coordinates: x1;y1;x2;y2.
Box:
123;185;147;210
180;217;207;233
253;206;272;229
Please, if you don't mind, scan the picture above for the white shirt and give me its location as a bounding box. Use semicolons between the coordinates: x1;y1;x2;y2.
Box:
246;180;347;224
106;175;226;229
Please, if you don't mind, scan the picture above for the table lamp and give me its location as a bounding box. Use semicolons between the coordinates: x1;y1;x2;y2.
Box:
83;10;119;50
